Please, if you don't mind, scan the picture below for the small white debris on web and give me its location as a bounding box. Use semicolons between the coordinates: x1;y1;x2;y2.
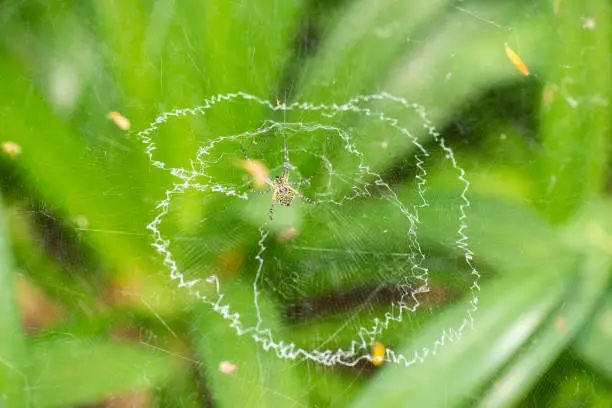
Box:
219;361;237;375
582;17;596;30
107;111;131;130
73;215;89;228
49;63;80;110
1;141;22;158
380;141;388;149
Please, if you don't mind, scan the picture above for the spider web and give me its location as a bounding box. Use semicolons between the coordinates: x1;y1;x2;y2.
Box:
136;92;479;367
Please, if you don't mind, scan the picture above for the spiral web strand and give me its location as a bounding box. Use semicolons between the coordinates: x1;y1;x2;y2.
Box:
136;92;480;367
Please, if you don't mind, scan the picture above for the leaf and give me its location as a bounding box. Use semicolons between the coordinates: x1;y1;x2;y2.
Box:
0;195;28;408
383;4;550;118
302;186;563;276
7;203;99;311
399;189;562;274
548;366;612;407
350;198;612;407
0;62;150;272
477;249;610;407
28;338;177;408
198;0;303;97
574;293;612;381
96;0;303;122
192;283;305;408
475;198;612;406
296;0;552;190
349;247;576;407
567;200;612;381
297;0;450;100
535;0;611;223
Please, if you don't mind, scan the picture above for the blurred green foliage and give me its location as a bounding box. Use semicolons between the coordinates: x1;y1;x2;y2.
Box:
0;0;611;407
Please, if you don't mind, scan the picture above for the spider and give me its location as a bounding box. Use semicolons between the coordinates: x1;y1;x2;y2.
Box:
241;139;318;220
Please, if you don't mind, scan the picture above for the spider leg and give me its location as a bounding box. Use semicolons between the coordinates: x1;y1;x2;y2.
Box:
289;172;316;186
291;188;319;205
268;191;280;220
239;142;251;161
269;200;276;220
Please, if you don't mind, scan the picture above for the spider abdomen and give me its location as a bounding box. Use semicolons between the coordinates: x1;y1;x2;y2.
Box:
278;191;296;206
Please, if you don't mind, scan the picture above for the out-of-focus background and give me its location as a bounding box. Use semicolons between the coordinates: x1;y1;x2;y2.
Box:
1;0;611;407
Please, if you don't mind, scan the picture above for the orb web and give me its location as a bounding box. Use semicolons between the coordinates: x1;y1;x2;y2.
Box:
136;92;480;367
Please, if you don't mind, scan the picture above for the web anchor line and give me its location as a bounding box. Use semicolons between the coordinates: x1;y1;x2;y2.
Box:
136;92;479;367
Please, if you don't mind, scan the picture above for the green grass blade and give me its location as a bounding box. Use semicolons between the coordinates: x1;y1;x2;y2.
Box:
407;191;561;274
350;252;575;408
7;203;100;311
546;364;612;407
299;0;549;105
297;1;551;180
477;249;611;407
28;338;177;408
535;0;611;223
574;293;612;381
0;62;151;272
567;200;612;381
199;0;303;96
297;0;450;101
322;186;562;275
94;0;306;237
350;197;612;407
192;284;304;408
0;195;28;407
